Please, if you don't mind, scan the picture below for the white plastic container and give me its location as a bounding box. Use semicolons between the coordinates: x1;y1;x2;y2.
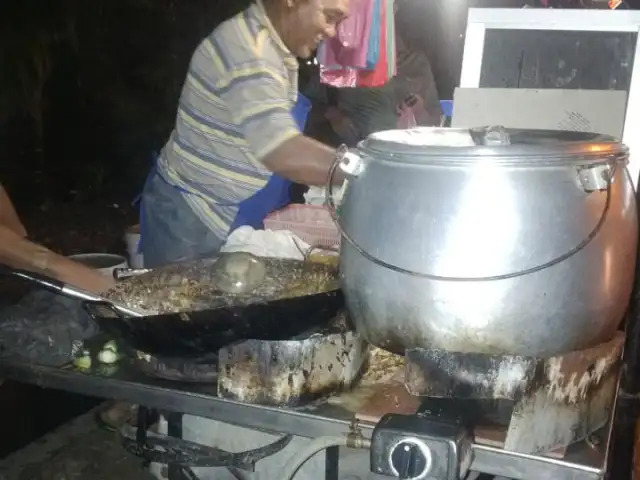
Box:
68;253;128;277
124;225;144;268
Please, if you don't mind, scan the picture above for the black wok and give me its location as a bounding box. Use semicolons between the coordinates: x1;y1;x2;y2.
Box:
0;263;344;358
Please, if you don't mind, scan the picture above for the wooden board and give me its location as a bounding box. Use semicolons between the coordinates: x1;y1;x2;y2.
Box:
355;380;420;424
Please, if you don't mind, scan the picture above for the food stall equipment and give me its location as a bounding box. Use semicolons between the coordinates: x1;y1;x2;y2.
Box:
2;8;640;480
336;128;636;357
3;127;634;480
328;125;636;480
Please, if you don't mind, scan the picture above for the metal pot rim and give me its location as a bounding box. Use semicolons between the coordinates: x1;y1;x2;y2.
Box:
360;127;628;166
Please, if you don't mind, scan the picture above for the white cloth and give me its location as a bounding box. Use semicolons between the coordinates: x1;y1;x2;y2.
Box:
304;184;346;206
220;226;310;260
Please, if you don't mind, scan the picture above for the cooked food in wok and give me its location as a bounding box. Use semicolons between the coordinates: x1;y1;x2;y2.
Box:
104;253;339;315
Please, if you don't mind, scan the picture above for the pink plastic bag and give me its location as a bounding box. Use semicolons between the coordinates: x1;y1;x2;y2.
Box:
396;108;417;129
319;65;358;88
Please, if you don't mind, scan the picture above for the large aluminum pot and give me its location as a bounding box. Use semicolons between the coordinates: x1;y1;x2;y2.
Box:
335;127;638;357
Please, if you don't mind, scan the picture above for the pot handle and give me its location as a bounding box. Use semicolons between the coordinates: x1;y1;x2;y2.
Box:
327;156;620;282
325;144;362;229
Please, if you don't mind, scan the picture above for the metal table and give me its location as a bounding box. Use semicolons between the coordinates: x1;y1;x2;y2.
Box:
0;356;613;480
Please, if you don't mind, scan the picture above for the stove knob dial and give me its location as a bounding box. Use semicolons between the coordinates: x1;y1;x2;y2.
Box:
389;438;432;479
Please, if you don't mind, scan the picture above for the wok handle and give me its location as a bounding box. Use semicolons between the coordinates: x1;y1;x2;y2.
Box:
0;264;146;317
113;267;153;280
0;265;65;293
0;265;119;304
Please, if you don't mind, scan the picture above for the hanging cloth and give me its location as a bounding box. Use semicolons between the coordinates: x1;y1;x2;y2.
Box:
385;0;397;79
365;0;381;70
357;0;388;88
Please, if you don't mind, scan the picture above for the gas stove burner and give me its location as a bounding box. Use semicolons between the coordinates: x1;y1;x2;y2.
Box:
133;312;369;408
217;314;368;407
366;334;625;480
378;333;625;458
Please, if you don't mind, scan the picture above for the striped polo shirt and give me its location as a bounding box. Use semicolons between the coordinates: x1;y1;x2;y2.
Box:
157;0;300;240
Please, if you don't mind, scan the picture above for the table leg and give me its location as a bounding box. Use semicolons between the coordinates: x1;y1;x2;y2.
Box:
325;445;339;480
166;412;184;480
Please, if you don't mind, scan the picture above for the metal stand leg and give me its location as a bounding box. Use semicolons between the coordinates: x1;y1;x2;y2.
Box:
325;445;339;480
166;412;185;480
127;409;292;478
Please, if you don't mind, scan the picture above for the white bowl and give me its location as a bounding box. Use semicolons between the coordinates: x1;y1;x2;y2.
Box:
69;253;128;277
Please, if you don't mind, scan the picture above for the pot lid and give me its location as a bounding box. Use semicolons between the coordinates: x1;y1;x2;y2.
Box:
360;126;627;165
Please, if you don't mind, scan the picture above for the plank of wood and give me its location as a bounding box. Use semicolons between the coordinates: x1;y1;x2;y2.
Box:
355;381;421;424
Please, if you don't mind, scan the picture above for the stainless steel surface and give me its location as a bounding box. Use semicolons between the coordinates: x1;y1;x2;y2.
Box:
113;267;153;280
337;127;638;356
59;285;147;317
3;267;148;318
0;357;612;480
358;127;626;163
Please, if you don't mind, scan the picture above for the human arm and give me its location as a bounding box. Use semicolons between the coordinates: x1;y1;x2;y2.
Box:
264;135;344;185
0;182;113;293
0;226;115;294
219;61;343;186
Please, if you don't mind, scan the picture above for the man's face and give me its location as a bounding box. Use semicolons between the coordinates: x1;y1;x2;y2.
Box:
285;0;349;59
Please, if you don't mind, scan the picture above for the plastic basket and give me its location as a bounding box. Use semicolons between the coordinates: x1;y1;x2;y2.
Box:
264;205;341;248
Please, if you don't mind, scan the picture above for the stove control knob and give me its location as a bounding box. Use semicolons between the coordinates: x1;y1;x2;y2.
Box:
389;438;432;479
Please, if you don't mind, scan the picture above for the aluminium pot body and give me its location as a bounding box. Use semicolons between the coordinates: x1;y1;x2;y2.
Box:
338;127;638;357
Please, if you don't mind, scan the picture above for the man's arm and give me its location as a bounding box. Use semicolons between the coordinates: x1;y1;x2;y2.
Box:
219;61;343;186
264;135;343;185
0;184;113;293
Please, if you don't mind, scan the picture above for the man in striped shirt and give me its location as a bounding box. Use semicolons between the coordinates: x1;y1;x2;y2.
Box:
140;0;349;267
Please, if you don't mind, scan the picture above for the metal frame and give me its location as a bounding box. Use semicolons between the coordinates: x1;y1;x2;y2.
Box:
459;8;640;188
0;358;613;480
